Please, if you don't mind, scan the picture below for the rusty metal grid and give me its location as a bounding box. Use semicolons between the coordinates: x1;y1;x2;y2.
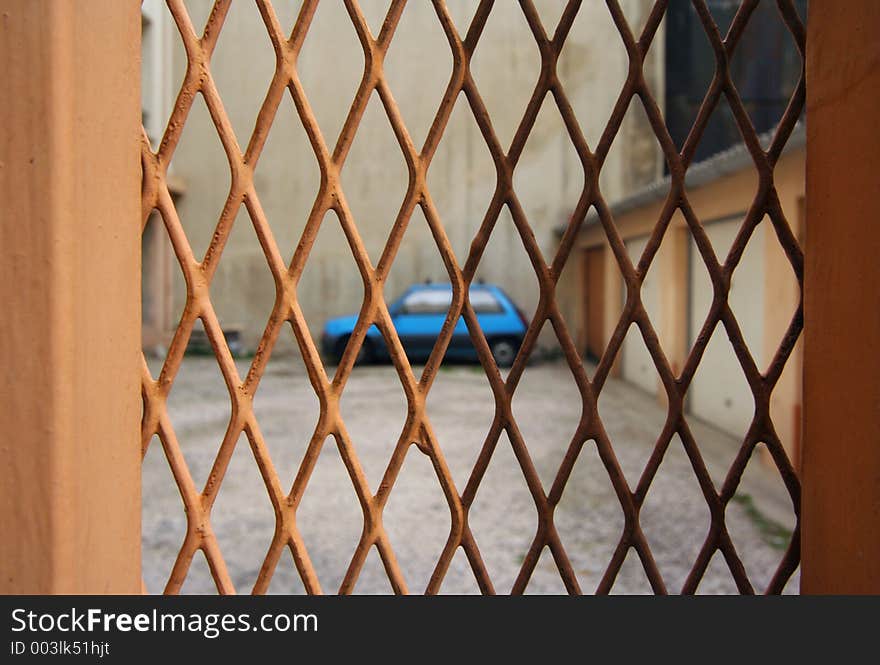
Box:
140;0;805;594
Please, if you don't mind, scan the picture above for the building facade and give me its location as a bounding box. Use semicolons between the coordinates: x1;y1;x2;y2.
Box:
558;0;807;463
564;133;804;464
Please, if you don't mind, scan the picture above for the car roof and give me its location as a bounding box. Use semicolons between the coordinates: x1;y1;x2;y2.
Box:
407;282;496;291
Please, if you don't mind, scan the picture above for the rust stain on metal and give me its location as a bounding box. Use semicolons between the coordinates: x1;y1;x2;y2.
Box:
140;0;805;594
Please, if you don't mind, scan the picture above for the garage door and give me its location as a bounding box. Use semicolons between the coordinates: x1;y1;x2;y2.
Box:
584;246;605;361
688;217;765;438
622;236;660;395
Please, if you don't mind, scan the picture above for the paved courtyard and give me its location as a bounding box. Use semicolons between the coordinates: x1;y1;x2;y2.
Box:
143;355;799;594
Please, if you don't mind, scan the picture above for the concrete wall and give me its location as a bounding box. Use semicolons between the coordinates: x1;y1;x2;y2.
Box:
159;0;663;353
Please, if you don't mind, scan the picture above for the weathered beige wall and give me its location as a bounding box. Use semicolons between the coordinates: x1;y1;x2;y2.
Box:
162;1;663;353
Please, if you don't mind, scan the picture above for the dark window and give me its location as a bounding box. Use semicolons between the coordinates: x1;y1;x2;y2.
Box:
665;0;806;163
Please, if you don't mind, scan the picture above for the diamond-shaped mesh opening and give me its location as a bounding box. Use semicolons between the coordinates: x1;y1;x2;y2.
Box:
266;1;303;38
250;329;320;486
513;97;584;243
357;1;391;38
337;364;409;493
424;361;495;490
425;96;496;264
597;328;666;489
598;230;671;488
383;2;452;150
210;432;277;592
178;549;218;595
251;86;320;262
141;434;187;594
209;0;275;143
756;216;802;375
384;207;449;319
523;548;570;595
686;214;766;482
611;547;656;595
696;550;740;595
167;93;232;261
141;0;805;595
340;91;410;265
164;352;232;490
639;434;712;594
443;0;477;36
687;338;756;485
725;443;799;593
476;205;541;331
296;209;365;357
468;432;539;594
665;3;722;157
553;440;625;594
179;0;216;34
602;97;669;202
557;0;631;150
727;1;807;150
296;1;364;148
439;547;482;595
265;554;307;595
383;448;452;593
468;3;542;149
511;321;582;489
295;436;364;594
209;205;277;356
352;547;396;595
530;0;567;33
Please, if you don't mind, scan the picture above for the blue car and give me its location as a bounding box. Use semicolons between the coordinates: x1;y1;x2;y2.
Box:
321;282;529;367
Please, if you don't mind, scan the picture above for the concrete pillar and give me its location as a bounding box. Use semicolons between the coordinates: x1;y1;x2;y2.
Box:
0;1;142;593
801;0;880;593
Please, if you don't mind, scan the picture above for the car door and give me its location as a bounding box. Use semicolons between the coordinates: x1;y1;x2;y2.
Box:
390;288;452;360
444;288;510;359
469;287;512;344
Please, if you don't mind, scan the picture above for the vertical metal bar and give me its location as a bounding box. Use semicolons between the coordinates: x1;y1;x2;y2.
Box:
0;0;142;593
801;0;880;593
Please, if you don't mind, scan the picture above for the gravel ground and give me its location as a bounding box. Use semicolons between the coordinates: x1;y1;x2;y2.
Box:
143;355;800;595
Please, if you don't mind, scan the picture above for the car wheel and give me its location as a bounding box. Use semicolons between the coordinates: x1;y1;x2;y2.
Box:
355;338;374;366
336;336;373;366
489;338;517;368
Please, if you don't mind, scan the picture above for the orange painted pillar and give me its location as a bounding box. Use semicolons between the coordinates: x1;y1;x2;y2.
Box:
0;1;142;593
801;0;880;593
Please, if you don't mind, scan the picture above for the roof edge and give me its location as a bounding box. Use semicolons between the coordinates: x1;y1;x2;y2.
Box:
556;121;806;236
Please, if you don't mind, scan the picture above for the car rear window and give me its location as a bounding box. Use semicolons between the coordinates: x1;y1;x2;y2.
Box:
401;289;452;314
469;289;504;314
399;288;504;314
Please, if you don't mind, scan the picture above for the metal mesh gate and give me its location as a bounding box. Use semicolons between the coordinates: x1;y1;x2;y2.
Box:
140;0;804;594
